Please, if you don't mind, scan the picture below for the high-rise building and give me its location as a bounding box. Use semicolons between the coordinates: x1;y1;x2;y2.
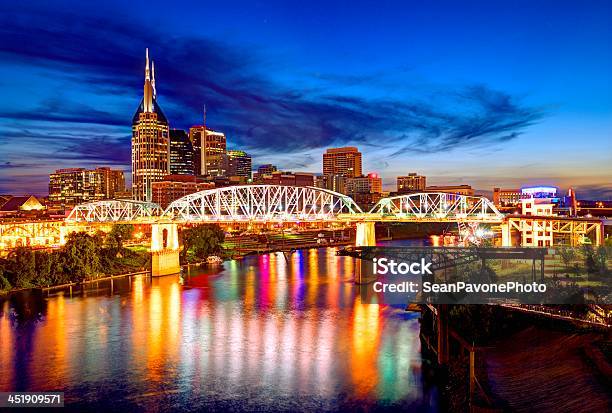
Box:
226;150;252;179
169;129;194;175
97;167;126;198
397;173;426;193
189;126;227;176
346;173;383;195
323;147;362;178
314;174;346;194
132;49;170;201
345;173;383;210
49;167;125;207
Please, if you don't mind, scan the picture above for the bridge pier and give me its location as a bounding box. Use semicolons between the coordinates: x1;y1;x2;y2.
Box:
355;221;376;247
151;223;180;277
501;222;511;247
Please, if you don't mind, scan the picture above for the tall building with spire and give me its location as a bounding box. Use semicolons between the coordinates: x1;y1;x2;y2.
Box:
131;48;170;201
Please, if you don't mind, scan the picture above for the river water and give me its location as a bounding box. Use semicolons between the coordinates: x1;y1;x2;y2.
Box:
0;247;439;412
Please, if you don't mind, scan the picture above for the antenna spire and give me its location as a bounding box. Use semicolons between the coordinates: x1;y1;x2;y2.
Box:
145;48;150;80
203;104;207;126
151;60;156;99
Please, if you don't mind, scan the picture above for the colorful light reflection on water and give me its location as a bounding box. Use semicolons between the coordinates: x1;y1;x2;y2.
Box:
0;247;438;412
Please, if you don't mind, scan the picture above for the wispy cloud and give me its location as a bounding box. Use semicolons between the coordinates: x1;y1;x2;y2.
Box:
0;3;547;195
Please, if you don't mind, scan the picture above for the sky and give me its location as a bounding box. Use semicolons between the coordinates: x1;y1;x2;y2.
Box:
0;0;611;199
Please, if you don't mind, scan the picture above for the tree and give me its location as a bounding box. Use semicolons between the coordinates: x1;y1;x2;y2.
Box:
180;225;225;263
595;246;608;275
61;232;102;282
582;244;598;274
105;224;135;254
558;246;577;274
5;247;36;288
0;264;11;291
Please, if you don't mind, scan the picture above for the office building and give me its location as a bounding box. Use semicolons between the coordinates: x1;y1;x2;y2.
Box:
49;167;125;207
314;174;347;194
169;129;194;175
346;173;382;195
493;187;523;207
323;147;362;178
226;150;252;179
189;126;226;176
257;164;277;175
258;171;314;187
132;49;170;201
151;175;214;208
397;173;426;193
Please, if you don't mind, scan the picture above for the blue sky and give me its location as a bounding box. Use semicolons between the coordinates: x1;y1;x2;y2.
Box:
0;0;611;198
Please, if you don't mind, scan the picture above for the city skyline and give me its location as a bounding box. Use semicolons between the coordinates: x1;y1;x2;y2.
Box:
0;1;611;199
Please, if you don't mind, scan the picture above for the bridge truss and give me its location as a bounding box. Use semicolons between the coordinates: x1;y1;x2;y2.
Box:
369;192;504;223
66;199;163;223
164;185;362;222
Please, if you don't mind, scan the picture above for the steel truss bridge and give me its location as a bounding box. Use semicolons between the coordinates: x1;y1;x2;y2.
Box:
65;186;503;224
67;199;163;223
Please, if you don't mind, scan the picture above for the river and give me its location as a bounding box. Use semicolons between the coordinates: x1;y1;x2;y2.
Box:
0;246;439;412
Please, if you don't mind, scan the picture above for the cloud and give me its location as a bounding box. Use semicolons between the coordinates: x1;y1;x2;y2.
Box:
0;3;548;194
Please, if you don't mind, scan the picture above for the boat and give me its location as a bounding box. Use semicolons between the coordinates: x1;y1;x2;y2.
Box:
206;255;223;265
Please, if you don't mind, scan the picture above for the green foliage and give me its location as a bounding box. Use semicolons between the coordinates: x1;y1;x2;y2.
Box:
105;224;135;253
581;244;608;274
180;224;225;263
0;227;151;292
4;247;36;288
595;246;608;275
557;246;577;273
61;232;102;282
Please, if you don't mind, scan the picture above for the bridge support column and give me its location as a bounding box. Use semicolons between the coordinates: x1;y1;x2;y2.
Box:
355;221;376;247
501;222;511;247
151;223;180;277
595;222;603;246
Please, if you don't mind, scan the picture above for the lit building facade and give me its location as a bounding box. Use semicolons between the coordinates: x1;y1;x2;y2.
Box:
49;167;125;207
346;173;383;210
314;174;346;194
493;187;523;207
132;48;170;201
323;147;362;178
257;164;277;175
397;173;426;193
169;129;194;175
346;173;383;195
257;171;314;187
189;126;226;176
226;150;252;179
152;175;214;208
424;184;474;196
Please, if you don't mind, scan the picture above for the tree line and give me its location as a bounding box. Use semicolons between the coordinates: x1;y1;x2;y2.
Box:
0;223;226;292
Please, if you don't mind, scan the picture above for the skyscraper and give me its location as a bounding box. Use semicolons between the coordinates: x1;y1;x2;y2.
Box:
169;129;194;175
49;167;125;207
189;125;226;176
132;49;170;201
226;150;252;179
323;147;362;178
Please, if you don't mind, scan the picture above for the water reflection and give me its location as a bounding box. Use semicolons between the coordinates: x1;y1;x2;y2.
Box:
0;247;437;411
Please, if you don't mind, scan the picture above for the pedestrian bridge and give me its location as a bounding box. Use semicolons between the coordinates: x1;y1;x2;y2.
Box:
65;185;503;224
